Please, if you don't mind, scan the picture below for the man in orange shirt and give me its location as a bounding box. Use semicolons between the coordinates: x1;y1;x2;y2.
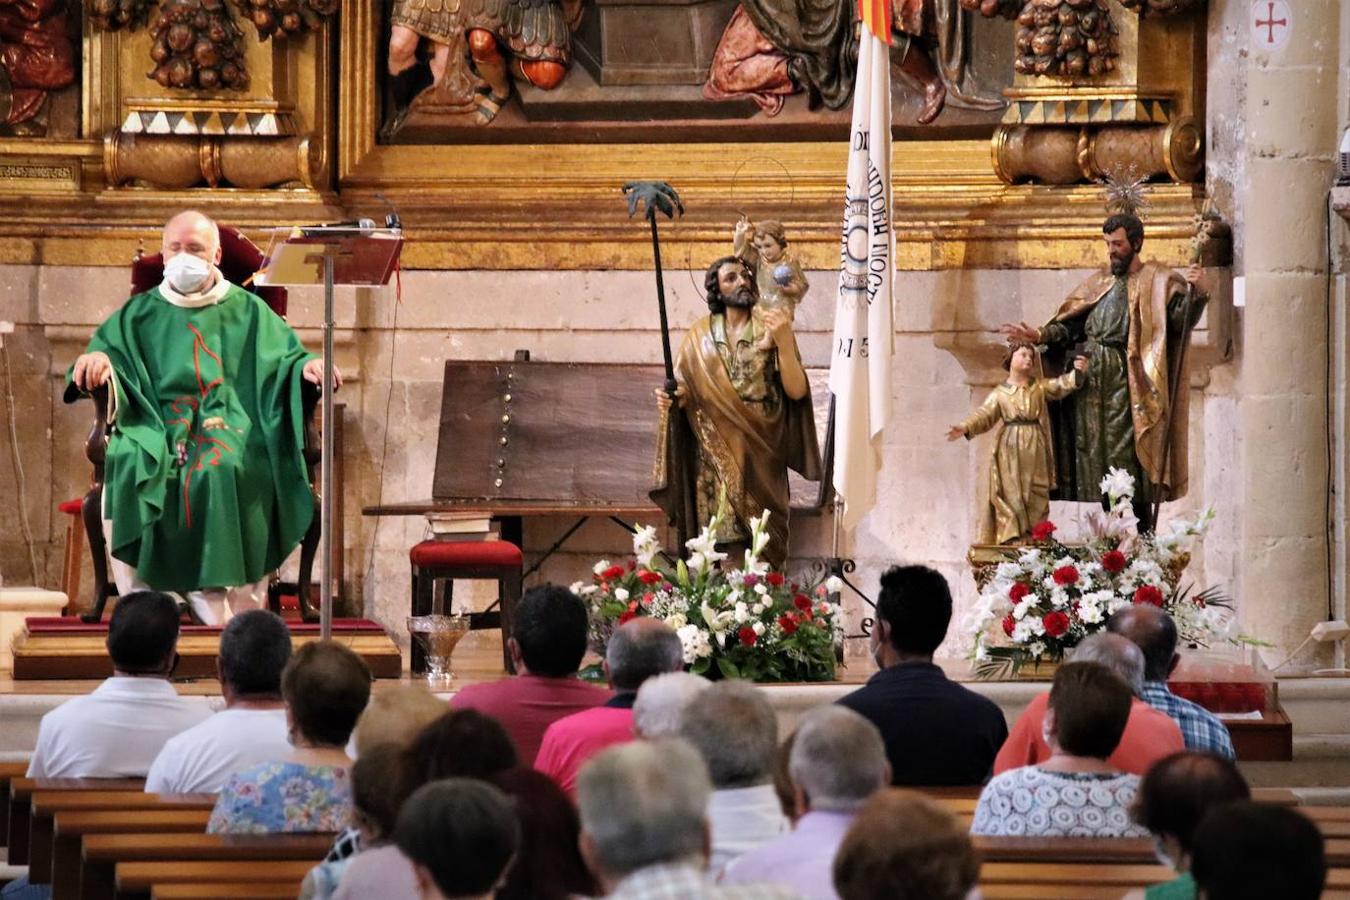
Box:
994;632;1183;775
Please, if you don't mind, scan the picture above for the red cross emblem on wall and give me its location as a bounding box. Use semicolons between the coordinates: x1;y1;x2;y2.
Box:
1251;0;1291;51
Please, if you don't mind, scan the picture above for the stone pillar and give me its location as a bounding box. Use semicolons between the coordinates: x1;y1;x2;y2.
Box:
1234;1;1343;669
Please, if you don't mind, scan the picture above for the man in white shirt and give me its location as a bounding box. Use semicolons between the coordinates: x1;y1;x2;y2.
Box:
678;681;789;874
146;609;293;793
723;707;889;900
26;591;211;778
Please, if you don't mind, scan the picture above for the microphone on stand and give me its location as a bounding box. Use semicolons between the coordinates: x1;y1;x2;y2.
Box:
299;218;378;237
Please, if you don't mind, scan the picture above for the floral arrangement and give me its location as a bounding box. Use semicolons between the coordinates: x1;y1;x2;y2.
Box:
574;510;844;682
968;468;1246;677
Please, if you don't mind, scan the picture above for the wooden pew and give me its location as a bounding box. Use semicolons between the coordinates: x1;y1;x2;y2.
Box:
6;777;145;867
49;809;214;900
151;885;300;900
81;833;331;900
26;791;214;885
112;860;317;900
0;759;29;846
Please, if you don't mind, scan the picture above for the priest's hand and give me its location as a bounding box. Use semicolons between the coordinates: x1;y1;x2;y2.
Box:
654;385;685;411
1073;356;1089;372
999;321;1041;344
945;426;966;442
302;358;342;390
72;351;113;390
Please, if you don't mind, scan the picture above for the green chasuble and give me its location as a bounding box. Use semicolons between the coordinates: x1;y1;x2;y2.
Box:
68;284;315;592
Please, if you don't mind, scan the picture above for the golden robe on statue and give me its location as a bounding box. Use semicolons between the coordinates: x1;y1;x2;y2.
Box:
961;371;1083;545
651;314;820;568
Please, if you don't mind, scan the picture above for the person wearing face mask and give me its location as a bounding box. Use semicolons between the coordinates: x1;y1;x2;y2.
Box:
1125;752;1251;900
67;210;339;625
652;254;820;568
836;565;1007;787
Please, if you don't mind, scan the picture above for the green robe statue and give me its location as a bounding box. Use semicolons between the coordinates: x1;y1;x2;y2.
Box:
67;283;316;592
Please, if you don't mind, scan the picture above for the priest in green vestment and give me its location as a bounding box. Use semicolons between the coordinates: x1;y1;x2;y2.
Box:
1001;213;1207;534
67;211;338;623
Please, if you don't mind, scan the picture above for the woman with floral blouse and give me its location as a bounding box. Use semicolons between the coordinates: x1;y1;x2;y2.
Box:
209;640;371;833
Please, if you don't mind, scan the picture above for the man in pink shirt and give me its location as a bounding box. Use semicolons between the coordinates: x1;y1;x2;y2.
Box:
535;617;684;795
995;632;1184;775
451;584;612;762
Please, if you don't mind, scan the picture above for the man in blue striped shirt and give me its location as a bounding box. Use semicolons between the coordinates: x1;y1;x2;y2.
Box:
1108;606;1236;759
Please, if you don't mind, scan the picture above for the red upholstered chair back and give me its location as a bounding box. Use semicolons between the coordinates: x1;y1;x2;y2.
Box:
131;224;288;317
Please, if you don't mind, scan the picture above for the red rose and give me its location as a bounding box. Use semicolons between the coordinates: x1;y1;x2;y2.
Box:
1042;611;1070;637
766;572;786;587
1009;582;1031;603
618;610;637;624
1101;550;1127;574
778;614;798;635
1052;565;1079;586
1134;585;1164;607
1031;520;1056;541
738;625;758;647
794;594;813;611
637;569;663;585
1001;614;1016;637
601;565;625;580
641;592;655;606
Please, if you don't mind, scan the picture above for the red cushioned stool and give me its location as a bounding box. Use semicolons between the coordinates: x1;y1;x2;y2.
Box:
410;539;523;675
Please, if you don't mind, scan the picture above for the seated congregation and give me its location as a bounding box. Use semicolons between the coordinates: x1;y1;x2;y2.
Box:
3;569;1332;900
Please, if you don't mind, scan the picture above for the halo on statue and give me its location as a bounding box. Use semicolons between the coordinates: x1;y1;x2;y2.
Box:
1100;164;1151;218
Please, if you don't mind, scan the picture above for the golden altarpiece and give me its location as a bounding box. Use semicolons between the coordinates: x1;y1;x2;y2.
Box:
0;0;1220;274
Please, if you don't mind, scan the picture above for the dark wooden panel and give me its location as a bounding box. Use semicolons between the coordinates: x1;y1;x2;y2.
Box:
431;360;828;509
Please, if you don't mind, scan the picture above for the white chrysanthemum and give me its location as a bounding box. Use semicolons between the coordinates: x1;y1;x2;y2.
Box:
614;587;630;602
1078;598;1105;625
665;613;687;630
734;602;750;623
676;624;713;663
753;582;769;596
1049;588;1070;610
752;602;767;615
1013;596;1038;620
1107;595;1132;615
1027;640;1047;659
752;621;766;636
1011;620;1035;643
996;562;1024;580
593;559;611;576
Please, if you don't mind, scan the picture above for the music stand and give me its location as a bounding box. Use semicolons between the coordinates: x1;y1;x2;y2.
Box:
257;225;403;638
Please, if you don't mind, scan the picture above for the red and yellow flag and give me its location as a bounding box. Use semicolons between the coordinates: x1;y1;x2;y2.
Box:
857;0;893;43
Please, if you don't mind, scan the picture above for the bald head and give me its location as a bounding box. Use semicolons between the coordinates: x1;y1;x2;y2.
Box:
1071;632;1145;694
162;210;222;265
1107;605;1178;682
605;618;683;692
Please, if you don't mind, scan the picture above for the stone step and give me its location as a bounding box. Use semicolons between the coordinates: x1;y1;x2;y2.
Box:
1241;734;1350;788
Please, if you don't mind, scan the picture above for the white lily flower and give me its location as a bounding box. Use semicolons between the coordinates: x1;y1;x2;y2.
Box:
1100;467;1136;500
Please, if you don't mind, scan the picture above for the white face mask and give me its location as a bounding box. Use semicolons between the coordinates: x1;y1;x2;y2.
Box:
164;253;212;293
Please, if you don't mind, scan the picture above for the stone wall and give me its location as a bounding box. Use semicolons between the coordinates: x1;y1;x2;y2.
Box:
0;262;1240;666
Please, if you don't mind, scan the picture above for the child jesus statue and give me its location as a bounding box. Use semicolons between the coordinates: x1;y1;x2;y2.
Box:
947;342;1087;544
